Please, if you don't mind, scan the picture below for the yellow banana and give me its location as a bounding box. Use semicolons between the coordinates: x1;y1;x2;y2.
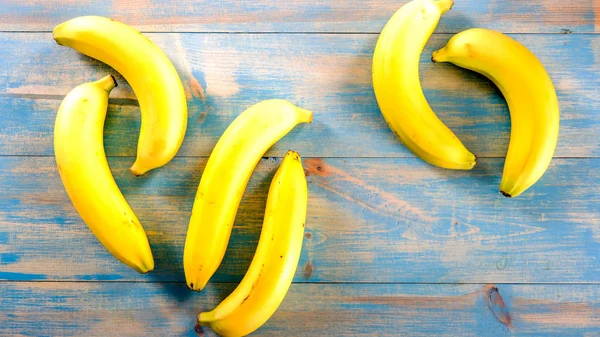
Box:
432;28;560;197
53;16;188;176
184;100;312;291
198;150;307;337
54;75;154;273
372;0;476;170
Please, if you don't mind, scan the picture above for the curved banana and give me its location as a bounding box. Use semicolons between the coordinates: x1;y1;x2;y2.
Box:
184;99;312;291
54;75;154;273
372;0;476;170
198;150;307;337
432;28;560;197
53;16;188;176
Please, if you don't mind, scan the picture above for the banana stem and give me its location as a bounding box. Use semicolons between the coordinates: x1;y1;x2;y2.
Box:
94;74;118;92
434;0;454;13
295;107;313;124
197;312;215;325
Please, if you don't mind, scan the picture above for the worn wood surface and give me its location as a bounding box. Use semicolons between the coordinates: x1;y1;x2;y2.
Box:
1;0;599;336
1;156;598;283
1;33;598;158
2;283;600;336
0;0;598;33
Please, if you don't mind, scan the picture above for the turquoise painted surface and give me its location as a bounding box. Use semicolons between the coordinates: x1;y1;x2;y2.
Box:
0;34;598;158
2;283;600;336
1;157;598;283
0;0;599;336
0;0;596;33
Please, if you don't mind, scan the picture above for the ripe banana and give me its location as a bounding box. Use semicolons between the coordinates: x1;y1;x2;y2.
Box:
184;99;312;291
53;16;188;176
432;28;560;197
372;0;476;170
198;150;307;337
54;75;154;273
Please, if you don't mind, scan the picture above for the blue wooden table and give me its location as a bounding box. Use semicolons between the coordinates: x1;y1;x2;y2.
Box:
1;1;599;336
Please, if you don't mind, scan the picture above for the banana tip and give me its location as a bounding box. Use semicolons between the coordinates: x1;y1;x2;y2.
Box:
500;191;512;198
130;169;142;177
285;150;302;162
129;164;146;177
133;264;154;274
431;50;444;63
52;24;65;45
187;282;206;292
468;155;477;169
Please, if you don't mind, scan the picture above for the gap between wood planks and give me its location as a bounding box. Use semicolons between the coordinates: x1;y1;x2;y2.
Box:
0;155;595;159
1;280;599;285
0;31;594;35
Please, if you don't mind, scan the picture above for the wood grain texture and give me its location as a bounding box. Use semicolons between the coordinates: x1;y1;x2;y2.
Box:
1;282;599;336
0;33;598;158
1;1;599;335
0;0;597;33
1;156;597;283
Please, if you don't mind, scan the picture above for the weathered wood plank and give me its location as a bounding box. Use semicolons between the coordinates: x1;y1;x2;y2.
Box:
0;33;598;158
0;0;596;33
1;156;597;283
1;282;599;336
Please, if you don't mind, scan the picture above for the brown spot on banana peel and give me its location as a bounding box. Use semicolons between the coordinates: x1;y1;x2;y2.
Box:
242;265;264;304
242;293;251;303
287;150;301;162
